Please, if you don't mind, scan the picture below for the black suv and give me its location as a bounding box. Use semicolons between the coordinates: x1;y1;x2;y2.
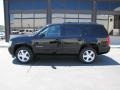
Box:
8;23;110;64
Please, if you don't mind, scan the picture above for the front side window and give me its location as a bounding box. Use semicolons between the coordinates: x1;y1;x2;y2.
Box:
40;25;61;37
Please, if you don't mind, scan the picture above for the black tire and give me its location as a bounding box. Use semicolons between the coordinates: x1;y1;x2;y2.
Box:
15;47;33;64
79;47;96;64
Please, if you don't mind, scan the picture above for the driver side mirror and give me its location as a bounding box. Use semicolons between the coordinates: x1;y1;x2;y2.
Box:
39;33;45;38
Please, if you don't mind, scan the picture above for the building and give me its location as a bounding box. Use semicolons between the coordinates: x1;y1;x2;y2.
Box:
4;0;120;41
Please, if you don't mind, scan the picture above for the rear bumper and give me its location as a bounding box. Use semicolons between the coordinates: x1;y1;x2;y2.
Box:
98;46;110;54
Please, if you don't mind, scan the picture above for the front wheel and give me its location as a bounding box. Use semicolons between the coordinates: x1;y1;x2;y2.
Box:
79;47;96;64
15;47;33;64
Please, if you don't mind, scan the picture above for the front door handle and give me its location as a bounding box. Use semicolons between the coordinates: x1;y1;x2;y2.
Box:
78;39;81;41
49;39;61;44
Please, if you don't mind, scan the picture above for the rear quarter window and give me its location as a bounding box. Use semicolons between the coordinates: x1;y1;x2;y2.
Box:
83;25;108;37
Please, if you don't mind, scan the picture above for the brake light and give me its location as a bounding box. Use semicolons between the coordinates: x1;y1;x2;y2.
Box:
106;36;110;46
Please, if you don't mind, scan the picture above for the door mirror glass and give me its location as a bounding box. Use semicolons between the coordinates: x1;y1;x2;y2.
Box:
39;33;45;38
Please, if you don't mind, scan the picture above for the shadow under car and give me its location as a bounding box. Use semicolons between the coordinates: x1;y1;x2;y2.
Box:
13;55;120;67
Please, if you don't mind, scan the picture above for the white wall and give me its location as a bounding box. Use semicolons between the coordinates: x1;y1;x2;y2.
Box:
97;15;114;33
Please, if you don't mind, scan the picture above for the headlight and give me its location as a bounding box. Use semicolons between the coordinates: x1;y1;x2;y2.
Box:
9;41;12;47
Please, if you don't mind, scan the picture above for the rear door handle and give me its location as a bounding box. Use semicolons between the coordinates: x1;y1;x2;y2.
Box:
56;39;61;43
50;40;58;43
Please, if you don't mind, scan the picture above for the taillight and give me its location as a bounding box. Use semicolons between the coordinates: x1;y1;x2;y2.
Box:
106;36;110;46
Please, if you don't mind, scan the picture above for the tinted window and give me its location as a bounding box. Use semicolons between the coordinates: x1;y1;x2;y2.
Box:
40;25;61;37
84;25;108;36
63;24;83;36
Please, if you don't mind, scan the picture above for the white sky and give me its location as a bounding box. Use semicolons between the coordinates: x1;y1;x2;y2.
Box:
0;0;4;25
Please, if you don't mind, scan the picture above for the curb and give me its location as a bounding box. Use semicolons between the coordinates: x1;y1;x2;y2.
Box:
110;45;120;48
0;46;9;48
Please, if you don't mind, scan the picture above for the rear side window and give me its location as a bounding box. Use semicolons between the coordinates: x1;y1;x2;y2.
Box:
84;25;108;36
63;24;83;37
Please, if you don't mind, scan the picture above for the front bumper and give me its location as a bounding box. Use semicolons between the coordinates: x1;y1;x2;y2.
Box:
8;46;15;57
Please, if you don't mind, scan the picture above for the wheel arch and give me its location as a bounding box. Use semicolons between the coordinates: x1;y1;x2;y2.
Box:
14;44;33;55
79;44;99;54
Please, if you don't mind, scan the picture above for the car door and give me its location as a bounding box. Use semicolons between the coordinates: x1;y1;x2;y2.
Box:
61;24;84;54
33;25;62;54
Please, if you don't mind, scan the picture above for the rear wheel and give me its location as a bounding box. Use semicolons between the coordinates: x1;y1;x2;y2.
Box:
15;47;33;64
79;47;96;64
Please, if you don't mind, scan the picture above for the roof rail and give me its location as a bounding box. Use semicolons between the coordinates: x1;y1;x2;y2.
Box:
63;22;97;24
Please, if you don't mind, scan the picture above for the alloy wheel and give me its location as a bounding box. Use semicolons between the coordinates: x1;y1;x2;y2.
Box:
82;50;95;63
17;50;30;63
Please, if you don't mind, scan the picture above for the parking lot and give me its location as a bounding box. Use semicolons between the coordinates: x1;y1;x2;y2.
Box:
0;46;120;90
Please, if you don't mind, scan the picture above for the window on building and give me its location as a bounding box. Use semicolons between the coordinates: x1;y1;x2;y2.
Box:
10;14;22;34
52;14;64;24
35;14;46;30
